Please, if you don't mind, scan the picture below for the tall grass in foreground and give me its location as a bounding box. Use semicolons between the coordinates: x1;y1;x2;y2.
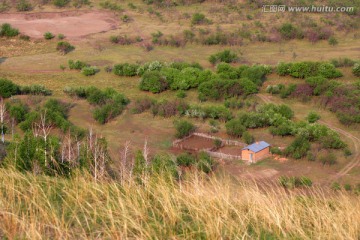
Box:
0;168;359;240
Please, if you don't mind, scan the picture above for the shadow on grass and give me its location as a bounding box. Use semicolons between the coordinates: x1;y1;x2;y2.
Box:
0;57;6;65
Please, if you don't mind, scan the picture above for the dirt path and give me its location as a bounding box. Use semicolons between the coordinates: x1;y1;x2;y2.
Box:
257;93;360;182
0;11;119;40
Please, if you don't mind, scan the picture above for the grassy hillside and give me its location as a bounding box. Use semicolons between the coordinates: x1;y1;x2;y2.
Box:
0;168;359;239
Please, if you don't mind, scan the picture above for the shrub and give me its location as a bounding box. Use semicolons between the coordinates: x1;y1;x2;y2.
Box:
276;62;292;76
6;101;29;123
19;34;30;41
44;32;55;40
82;66;99;76
225;119;246;138
176;153;195;167
93;103;125;124
131;97;154;114
16;0;32;11
306;111;321;123
0;78;19;98
285;136;311;159
241;65;270;85
53;0;70;7
0;23;19;37
174;120;195;138
176;90;186;98
191;13;210;25
330;58;356;67
352;63;360;77
139;71;168;93
19;85;52;96
56;41;75;54
319;152;337;166
152;100;188;118
68;60;88;70
113;63;139;76
328;36;338;46
197;152;214;174
289;62;320;78
58;34;65;39
100;1;123;11
242;131;254;144
318;63;343;78
209;50;238;65
279;23;303;40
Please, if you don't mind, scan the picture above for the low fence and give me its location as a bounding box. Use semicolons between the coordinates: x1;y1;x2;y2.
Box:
172;132;247;161
204;151;243;161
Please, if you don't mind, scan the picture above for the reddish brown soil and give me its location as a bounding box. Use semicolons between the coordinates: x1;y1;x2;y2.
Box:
0;11;118;39
216;146;243;156
177;135;215;151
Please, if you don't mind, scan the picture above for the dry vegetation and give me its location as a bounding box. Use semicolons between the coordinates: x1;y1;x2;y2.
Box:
0;168;359;239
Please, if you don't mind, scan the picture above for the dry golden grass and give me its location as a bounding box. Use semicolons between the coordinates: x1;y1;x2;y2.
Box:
0;168;359;239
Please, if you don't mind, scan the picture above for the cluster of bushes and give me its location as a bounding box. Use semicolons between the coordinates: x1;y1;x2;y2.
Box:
279;176;313;189
68;60;99;76
56;41;75;55
277;61;343;79
174;120;195;138
176;152;214;174
16;0;32;11
63;87;129;124
99;1;123;11
110;35;139;45
191;13;211;25
209;50;238;65
0;78;52;98
225;103;346;160
0;23;19;37
185;105;232;122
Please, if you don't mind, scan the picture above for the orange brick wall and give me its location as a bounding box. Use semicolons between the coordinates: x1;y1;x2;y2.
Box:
241;147;270;163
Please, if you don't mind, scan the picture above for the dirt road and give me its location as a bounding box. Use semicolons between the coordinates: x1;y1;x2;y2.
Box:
257;93;360;182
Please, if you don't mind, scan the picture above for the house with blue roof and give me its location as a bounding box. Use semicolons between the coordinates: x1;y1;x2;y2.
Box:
242;141;270;163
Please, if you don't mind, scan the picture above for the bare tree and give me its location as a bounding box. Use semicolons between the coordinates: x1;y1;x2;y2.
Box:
0;98;6;143
61;131;80;168
35;110;52;167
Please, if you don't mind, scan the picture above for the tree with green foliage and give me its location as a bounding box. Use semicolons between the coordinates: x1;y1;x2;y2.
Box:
140;71;169;93
306;111;321;123
225;119;246;138
0;78;19;98
174;120;195;138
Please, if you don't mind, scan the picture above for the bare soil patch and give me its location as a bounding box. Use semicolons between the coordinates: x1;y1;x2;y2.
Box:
216;146;243;156
0;11;118;40
177;135;215;151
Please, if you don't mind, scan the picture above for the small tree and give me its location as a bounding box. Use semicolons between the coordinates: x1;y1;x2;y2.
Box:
306;111;321;123
174;120;195;138
328;36;338;46
225;119;246;138
56;41;75;54
44;32;55;40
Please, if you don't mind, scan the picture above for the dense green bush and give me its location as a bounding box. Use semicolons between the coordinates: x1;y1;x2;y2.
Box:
318;63;343;78
0;23;19;37
266;84;285;94
19;85;52;96
113;63;139;76
0;78;20;98
240;65;271;85
289;61;320;78
242;131;254;144
168;62;203;71
276;62;293;76
139;71;169;93
6;101;29;123
56;41;75;54
191;13;210;25
82;66;99;76
176;153;195;167
68;60;88;70
209;50;238;65
279;23;303;40
306;111;321;123
285;136;311;159
44;32;55;40
53;0;70;7
225;119;246;137
174;120;195;138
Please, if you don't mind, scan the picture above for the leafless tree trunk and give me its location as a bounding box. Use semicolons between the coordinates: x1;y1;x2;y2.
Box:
0;98;6;143
36;111;52;167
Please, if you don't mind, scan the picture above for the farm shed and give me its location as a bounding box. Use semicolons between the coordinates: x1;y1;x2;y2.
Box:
242;141;270;163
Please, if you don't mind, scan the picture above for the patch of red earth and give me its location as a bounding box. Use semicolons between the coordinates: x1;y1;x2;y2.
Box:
177;135;215;151
216;145;243;156
0;11;119;40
